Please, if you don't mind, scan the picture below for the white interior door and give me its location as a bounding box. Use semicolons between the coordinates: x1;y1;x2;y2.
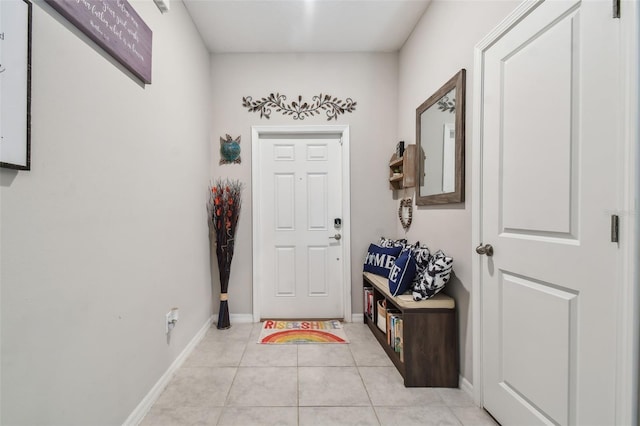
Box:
256;133;344;319
478;1;621;424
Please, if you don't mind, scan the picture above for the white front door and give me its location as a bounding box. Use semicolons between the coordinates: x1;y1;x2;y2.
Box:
478;1;621;424
255;133;345;319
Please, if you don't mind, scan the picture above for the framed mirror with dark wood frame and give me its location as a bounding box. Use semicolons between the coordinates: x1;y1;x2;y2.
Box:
416;69;466;205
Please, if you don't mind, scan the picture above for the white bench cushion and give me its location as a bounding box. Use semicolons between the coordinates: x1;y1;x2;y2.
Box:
364;272;455;309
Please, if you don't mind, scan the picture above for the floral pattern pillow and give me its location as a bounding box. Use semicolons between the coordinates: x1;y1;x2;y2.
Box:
379;237;407;249
408;242;431;287
412;250;453;301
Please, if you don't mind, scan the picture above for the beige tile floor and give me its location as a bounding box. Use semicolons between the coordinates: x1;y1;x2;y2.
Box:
141;322;498;426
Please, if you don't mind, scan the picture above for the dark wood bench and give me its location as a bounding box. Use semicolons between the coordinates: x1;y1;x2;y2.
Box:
363;271;458;387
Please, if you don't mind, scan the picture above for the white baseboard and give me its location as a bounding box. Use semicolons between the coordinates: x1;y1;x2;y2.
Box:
459;375;474;400
123;315;213;426
227;313;254;324
217;314;356;324
351;313;364;323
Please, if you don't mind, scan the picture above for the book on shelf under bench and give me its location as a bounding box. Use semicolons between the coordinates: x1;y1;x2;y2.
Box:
364;287;374;319
362;271;458;387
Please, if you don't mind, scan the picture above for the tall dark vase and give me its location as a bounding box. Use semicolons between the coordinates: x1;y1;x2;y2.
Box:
217;299;230;329
216;244;233;329
209;178;242;331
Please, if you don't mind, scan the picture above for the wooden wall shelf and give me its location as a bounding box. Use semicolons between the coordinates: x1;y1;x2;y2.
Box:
389;145;416;190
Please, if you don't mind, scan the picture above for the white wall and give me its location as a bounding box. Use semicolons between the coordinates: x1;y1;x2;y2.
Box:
0;1;212;424
397;0;519;385
210;53;398;316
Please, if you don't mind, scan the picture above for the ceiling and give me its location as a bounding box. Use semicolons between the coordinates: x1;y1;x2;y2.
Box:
182;0;432;53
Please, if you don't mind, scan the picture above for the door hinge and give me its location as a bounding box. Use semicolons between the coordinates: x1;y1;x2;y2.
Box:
613;0;620;18
611;214;619;243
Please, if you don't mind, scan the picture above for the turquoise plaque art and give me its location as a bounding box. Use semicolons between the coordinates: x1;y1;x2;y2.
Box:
220;134;241;164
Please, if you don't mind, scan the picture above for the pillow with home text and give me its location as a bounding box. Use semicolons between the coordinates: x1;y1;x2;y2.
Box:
388;249;417;296
363;244;402;277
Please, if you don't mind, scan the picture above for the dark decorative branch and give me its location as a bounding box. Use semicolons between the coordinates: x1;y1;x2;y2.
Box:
208;179;243;329
242;93;357;121
437;96;456;113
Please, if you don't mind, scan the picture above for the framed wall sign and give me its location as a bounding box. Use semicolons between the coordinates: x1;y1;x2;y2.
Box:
0;0;32;170
45;0;152;84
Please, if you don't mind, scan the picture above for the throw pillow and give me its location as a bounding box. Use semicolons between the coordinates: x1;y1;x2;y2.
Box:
363;244;402;277
388;249;417;296
379;237;407;249
409;242;431;269
409;242;431;290
412;250;453;301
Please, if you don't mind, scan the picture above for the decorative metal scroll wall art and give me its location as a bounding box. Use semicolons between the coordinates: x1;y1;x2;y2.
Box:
398;198;413;231
220;134;241;165
242;93;356;121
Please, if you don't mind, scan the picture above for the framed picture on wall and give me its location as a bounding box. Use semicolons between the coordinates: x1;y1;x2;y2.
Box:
0;0;32;170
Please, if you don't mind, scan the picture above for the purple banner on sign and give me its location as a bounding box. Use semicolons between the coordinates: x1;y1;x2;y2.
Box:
45;0;152;84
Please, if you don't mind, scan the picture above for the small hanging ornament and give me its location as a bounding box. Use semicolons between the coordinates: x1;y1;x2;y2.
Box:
220;134;241;164
398;198;413;231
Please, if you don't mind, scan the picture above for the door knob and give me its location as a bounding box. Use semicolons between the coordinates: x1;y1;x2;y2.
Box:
475;244;494;256
330;234;342;241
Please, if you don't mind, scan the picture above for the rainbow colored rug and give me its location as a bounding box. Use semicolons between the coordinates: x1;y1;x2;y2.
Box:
258;320;349;344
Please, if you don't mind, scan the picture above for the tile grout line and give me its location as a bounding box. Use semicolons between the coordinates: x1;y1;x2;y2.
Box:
346;324;383;426
216;324;255;425
296;344;300;425
446;405;466;426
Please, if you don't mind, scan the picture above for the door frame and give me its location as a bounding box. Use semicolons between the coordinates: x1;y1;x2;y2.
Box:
251;125;352;323
470;1;639;423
